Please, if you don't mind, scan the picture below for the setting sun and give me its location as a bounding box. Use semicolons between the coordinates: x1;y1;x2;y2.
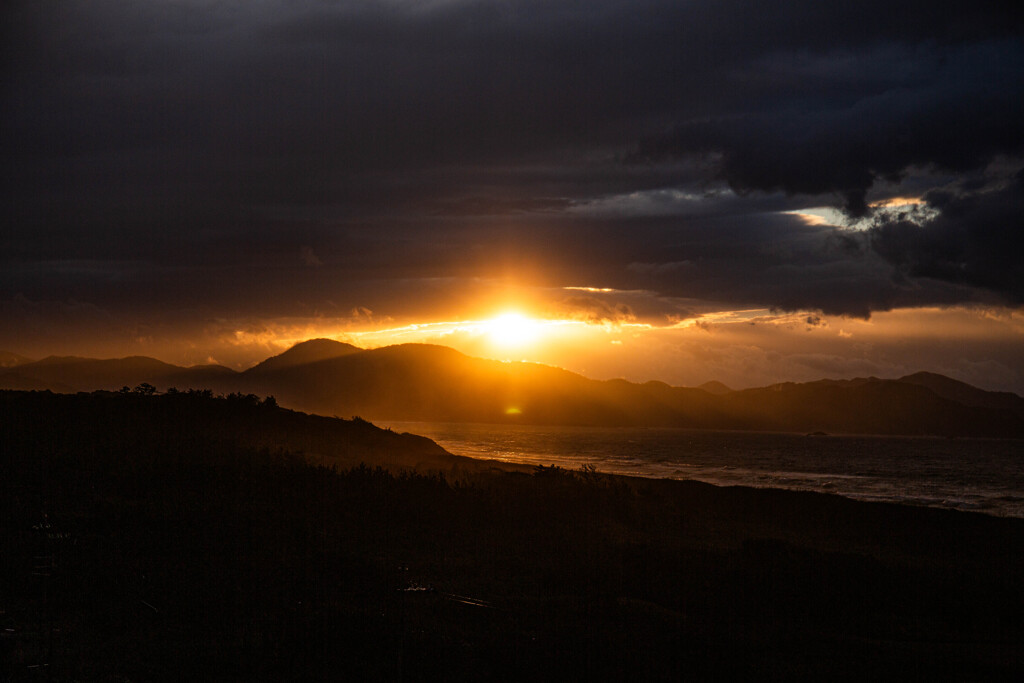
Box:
484;312;542;349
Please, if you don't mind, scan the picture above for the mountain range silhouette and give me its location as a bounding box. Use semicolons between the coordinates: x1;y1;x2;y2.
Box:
2;339;1022;437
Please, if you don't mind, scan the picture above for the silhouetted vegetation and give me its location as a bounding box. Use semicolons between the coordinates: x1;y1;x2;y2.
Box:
2;390;1022;680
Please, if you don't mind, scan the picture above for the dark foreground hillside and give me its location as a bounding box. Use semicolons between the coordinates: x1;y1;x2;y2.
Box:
0;388;477;474
2;391;1023;681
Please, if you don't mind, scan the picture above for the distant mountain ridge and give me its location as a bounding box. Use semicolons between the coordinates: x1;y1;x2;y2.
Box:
1;341;1021;437
0;354;220;392
0;351;33;368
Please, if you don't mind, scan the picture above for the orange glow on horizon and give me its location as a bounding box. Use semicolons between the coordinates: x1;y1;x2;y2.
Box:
26;303;1017;396
213;304;1021;397
320;310;586;362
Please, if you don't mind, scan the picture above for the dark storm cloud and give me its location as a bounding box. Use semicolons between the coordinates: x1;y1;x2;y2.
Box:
868;172;1024;304
618;213;909;319
2;0;1024;323
632;41;1024;216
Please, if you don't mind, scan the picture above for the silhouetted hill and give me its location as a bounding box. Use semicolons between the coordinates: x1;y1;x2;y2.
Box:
697;380;733;395
0;351;33;368
158;364;240;391
11;356;180;391
721;379;1022;436
234;343;1021;436
2;343;1021;437
241;343;628;424
0;389;478;473
247;338;362;374
0;355;238;393
0;371;73;392
898;371;1024;418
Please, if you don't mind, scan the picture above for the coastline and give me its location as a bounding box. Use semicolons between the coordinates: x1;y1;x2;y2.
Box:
3;391;1023;679
384;420;1024;518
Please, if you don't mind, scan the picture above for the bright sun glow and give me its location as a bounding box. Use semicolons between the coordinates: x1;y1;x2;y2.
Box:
484;312;542;349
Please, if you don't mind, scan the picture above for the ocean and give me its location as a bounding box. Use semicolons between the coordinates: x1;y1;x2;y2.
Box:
382;421;1024;518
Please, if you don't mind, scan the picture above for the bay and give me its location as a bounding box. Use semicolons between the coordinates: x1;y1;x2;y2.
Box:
382;421;1024;517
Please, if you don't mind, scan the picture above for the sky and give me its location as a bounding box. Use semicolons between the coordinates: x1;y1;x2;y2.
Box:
3;1;1024;392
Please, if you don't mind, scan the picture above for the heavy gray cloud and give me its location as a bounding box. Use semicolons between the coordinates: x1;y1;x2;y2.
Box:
2;0;1023;326
632;41;1024;216
869;171;1024;304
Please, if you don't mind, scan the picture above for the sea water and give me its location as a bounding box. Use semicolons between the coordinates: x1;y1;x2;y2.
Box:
381;421;1024;518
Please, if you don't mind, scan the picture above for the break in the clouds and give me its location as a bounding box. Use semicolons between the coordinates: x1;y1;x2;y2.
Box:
2;1;1023;360
868;171;1024;305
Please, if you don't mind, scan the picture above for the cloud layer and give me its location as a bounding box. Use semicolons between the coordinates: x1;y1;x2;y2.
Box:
2;0;1023;366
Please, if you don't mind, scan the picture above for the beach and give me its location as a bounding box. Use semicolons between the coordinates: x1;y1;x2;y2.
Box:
3;391;1023;680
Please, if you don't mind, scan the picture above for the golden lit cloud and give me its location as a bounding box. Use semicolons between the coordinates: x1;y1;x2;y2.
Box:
784;207;848;226
785;210;835;226
869;196;926;208
563;286;617;293
785;197;934;230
